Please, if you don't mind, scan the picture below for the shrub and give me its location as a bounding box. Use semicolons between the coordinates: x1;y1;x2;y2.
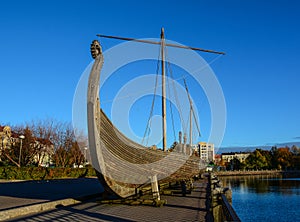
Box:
0;166;96;180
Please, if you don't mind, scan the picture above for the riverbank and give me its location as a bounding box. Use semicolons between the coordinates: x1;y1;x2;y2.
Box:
215;170;300;177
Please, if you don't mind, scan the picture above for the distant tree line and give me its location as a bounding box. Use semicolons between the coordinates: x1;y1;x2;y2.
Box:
0;119;87;168
224;146;300;171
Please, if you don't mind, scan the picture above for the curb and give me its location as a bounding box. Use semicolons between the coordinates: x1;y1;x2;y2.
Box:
0;193;101;221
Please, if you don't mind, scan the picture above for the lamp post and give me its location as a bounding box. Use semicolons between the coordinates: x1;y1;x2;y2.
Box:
84;147;88;165
19;135;25;168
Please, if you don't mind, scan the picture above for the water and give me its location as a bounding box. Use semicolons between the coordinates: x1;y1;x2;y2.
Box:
221;175;300;222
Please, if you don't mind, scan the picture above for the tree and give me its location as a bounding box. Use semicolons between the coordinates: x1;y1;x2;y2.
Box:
228;157;245;171
2;143;19;167
1;119;87;168
259;149;272;169
34;138;53;167
276;147;292;170
20;127;38;166
52;122;85;167
291;145;300;156
11;124;54;167
52;146;70;167
270;146;279;169
292;155;300;170
69;142;85;168
245;149;268;170
4;126;38;167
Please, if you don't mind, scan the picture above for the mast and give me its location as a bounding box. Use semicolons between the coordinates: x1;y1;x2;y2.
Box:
161;28;167;152
189;105;192;145
183;78;200;145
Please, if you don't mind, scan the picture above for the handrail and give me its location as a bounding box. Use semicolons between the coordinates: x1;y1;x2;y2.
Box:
221;194;241;222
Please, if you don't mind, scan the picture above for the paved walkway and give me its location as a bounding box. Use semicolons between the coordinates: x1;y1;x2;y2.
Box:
0;178;212;221
0;178;103;211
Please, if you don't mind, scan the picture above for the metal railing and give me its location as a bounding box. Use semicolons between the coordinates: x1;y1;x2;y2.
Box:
221;194;241;222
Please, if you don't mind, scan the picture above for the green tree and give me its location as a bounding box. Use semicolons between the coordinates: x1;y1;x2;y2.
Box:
245;149;268;170
259;149;272;169
228;157;245;170
270;146;279;169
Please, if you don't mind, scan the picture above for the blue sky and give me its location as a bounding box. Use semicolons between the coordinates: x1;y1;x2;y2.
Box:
1;0;299;149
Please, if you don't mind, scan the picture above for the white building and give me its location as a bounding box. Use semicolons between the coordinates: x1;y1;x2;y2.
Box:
221;152;250;163
197;142;215;162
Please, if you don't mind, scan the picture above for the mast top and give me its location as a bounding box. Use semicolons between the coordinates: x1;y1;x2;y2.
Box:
161;27;165;39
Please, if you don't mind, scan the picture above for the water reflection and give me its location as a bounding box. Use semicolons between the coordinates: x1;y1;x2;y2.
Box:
220;175;300;222
221;175;300;195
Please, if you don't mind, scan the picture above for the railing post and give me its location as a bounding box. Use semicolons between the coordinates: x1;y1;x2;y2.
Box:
209;173;241;222
150;175;160;201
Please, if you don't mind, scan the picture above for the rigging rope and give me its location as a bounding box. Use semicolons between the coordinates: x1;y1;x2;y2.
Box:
183;77;201;137
100;44;222;146
100;52;223;105
165;46;187;135
141;46;161;146
166;71;177;142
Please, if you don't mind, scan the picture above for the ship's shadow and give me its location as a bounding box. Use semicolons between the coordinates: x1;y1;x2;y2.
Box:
0;178;103;211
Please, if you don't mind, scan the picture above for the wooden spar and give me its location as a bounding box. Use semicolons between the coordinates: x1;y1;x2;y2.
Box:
161;28;167;152
96;34;225;55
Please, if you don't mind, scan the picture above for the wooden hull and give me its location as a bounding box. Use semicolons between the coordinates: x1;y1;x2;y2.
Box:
87;41;206;198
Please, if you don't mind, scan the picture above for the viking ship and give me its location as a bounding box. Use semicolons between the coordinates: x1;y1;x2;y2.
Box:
87;28;224;199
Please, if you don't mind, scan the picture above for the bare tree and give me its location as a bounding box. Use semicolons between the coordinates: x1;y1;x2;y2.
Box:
70;141;85;168
1;119;87;168
51;122;85;167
